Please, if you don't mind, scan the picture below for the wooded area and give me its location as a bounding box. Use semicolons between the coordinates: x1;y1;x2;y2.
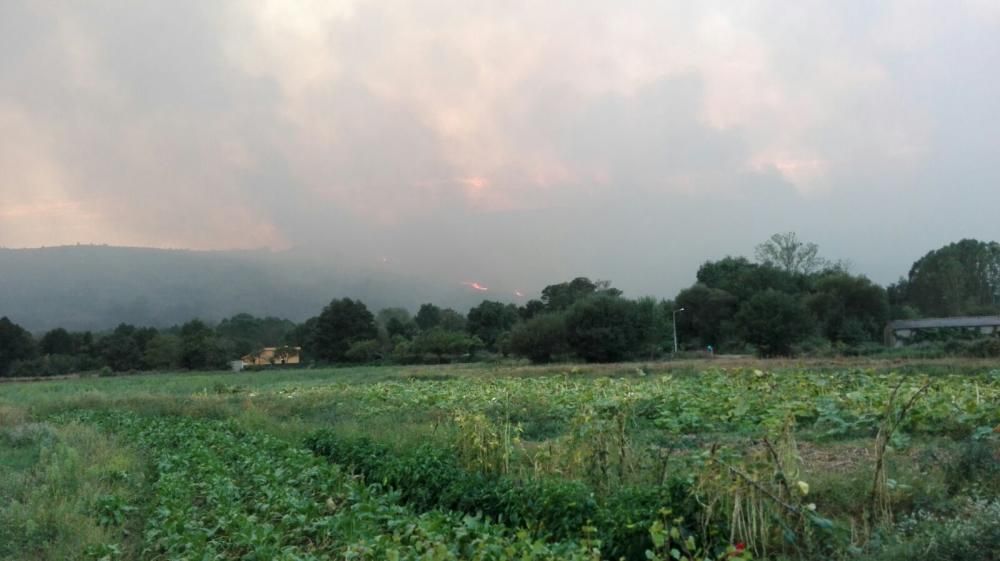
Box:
2;236;999;376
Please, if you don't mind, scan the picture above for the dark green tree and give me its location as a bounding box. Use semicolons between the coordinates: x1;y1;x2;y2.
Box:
0;317;35;376
313;298;378;362
344;339;383;363
735;290;813;357
564;295;643;362
518;299;545;320
411;328;482;362
216;313;297;356
40;328;74;355
696;256;756;291
180;319;214;370
73;331;97;359
634;297;673;359
376;307;412;326
377;308;418;339
466;300;520;350
508;313;568;363
284;317;319;362
99;324;144;372
806;273;889;344
385;317;417;339
697;257;807;302
886;277;915;320
674;284;738;349
541;277;622;311
143;333;182;370
287;317;318;347
415;303;443;331
437;308;467;332
903;239;1000;316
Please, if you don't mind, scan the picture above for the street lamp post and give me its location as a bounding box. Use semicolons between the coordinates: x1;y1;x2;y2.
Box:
672;307;685;354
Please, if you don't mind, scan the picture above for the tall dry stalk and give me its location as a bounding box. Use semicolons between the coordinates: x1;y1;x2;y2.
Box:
868;378;931;528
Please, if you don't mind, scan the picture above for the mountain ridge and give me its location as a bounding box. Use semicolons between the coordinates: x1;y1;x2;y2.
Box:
0;245;494;332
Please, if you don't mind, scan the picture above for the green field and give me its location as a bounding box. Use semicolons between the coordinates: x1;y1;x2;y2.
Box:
1;360;998;561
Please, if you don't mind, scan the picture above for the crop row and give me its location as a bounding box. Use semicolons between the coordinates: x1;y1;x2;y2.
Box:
71;411;607;561
305;431;711;561
273;369;1000;439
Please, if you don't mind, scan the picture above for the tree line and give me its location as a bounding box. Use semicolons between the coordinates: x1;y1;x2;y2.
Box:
2;235;999;376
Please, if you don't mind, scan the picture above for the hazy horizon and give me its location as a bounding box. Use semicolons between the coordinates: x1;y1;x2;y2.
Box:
3;2;999;300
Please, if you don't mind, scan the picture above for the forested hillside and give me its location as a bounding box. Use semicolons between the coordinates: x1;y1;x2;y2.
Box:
0;246;482;331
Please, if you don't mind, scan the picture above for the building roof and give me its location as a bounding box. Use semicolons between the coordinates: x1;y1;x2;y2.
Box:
240;346;302;361
888;316;1000;330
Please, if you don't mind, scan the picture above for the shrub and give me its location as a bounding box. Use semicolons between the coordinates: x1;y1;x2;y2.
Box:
869;499;1000;561
962;337;1000;358
945;440;1000;495
344;339;383;363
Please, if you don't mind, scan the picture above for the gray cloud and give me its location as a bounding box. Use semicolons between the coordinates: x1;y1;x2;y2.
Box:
1;1;999;301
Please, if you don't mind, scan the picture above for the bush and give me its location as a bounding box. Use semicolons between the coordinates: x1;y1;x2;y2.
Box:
868;499;1000;561
962;337;1000;358
945;440;1000;495
344;339;383;363
8;354;81;377
791;336;835;357
410;329;482;363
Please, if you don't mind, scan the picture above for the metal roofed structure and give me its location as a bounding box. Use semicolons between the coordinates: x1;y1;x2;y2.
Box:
885;316;1000;346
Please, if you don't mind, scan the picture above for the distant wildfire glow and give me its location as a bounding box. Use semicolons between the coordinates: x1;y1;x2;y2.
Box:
462;281;489;292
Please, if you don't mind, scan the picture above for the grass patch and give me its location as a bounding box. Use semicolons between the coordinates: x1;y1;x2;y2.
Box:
0;422;144;561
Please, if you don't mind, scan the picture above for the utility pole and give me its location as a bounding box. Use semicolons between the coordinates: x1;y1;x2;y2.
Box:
672;307;685;354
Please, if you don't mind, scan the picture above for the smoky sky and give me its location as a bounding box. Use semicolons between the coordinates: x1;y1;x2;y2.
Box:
2;1;999;300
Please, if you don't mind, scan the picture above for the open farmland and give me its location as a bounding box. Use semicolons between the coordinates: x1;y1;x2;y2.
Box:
1;360;998;561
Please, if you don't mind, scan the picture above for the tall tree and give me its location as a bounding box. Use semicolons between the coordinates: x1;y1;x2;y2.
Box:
376;308;417;338
509;313;569;363
564;294;643;362
411;328;481;362
466;300;519;350
437;308;468;332
414;303;443;331
754;232;828;274
735;290;813;357
518;299;545;320
179;319;214;370
99;323;144;372
806;273;889;344
313;298;378;362
697;256;807;301
143;333;182;370
0;317;35;376
40;327;74;355
541;277;621;311
385;317;418;339
216;313;297;356
674;284;738;349
904;239;1000;316
633;297;673;358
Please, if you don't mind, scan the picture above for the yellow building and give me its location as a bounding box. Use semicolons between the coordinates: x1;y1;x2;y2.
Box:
241;346;302;367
